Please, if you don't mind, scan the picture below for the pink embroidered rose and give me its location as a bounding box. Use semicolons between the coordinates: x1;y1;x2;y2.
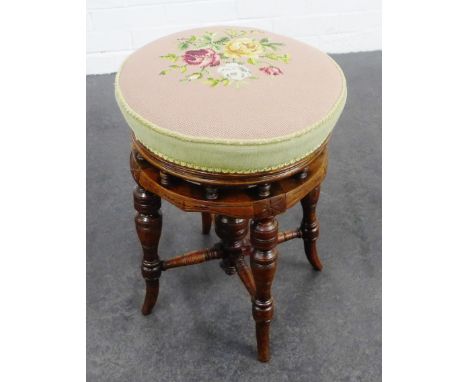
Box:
259;66;283;76
182;48;220;68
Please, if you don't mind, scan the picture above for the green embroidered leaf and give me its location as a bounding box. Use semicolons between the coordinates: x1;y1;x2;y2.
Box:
214;37;229;45
189;72;203;81
178;42;190;50
205;77;221;87
247;57;257;65
281;53;291;63
260;41;284;51
201;32;216;45
180;65;187;73
161;53;179;62
264;52;289;62
178;35;197;50
225;29;239;38
264;52;280;61
159;70;168;75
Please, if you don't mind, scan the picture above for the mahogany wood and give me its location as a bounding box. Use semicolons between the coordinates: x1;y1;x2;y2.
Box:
201;212;212;234
250;217;278;362
161;246;222;270
215;215;249;275
300;186;323;271
129;136;331;362
296;168;308;180
159;171;171;187
205;186;219;200
130;147;327;220
257;183;272;198
133;186;163;315
277;228;302;244
234;255;256;298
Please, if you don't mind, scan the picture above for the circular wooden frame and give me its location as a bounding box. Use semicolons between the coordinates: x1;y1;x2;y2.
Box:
131;143;328;219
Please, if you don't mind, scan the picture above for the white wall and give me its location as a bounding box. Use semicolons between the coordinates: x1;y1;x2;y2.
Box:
87;0;381;74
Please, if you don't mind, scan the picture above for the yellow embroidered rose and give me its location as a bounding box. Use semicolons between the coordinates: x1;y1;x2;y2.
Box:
223;38;263;59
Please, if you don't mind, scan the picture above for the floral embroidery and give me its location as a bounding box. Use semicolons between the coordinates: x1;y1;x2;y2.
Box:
260;66;283;76
159;29;290;87
218;63;251;81
182;48;220;67
224;38;264;59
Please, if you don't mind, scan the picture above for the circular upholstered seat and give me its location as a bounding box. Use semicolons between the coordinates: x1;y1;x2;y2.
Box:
116;26;346;173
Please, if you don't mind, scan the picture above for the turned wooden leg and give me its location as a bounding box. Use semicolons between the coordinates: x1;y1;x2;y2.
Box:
234;254;256;298
201;212;212;234
215;215;248;275
250;217;278;362
300;186;323;271
133;185;163;315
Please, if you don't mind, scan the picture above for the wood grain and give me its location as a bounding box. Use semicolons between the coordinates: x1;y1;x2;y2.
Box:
250;217;278;362
130;146;327;220
133;185;163;315
300;186;323;271
129;135;331;362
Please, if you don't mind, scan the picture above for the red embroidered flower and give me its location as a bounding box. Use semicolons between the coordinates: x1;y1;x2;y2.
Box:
182;48;220;68
259;66;283;76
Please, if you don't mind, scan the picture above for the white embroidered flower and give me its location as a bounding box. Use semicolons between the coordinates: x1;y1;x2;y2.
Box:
217;63;251;81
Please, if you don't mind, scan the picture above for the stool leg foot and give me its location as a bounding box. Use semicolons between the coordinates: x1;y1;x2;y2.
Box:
300;186;323;271
133;185;163;315
250;217;278;362
141;280;159;316
201;212;212;235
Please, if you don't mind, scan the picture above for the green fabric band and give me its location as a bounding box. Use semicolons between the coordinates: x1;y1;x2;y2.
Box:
115;65;347;174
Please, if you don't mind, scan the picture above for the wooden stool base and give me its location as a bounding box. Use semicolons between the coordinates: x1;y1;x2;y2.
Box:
130;138;328;362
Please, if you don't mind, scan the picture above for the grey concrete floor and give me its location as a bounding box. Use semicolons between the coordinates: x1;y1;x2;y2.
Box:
87;51;381;382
